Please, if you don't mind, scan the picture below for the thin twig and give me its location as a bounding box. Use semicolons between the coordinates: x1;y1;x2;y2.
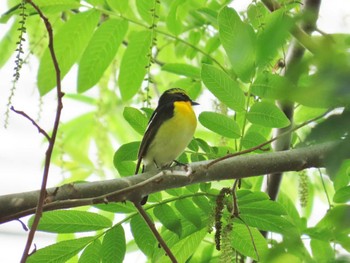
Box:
133;202;178;263
20;1;64;262
206;109;331;168
10;106;51;141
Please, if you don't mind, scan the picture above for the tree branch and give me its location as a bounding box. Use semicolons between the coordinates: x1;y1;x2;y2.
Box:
0;141;343;224
20;1;64;262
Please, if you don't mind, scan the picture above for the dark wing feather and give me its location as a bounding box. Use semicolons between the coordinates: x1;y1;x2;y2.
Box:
134;102;174;174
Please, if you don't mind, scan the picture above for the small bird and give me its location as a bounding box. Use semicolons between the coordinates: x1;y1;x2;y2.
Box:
135;88;199;203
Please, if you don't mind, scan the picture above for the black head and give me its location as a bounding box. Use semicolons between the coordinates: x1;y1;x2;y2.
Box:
158;88;199;106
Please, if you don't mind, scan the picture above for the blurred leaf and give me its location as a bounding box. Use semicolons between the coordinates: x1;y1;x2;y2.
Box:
27;236;94;263
162;63;201;79
154;204;182;237
218;7;256;82
256;9;294;66
130;214;157;257
101;225;126;263
247;101;290;128
136;0;155;25
305;111;350;144
123;107;148;135
201;64;246;112
113;141;140;176
118;30;152;101
310;239;335;263
166;0;184;35
334;186;350;203
38;10;100;95
106;0;128;13
199;111;241;138
332;160;350;191
247;2;269;29
28;210;112;233
78;19;128;92
251;72;292;100
79;240;102;263
0;19;18;67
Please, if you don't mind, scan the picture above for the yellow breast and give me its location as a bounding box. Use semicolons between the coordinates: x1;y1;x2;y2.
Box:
143;101;197;170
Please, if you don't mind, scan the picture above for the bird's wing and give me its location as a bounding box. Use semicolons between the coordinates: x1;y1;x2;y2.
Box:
134;103;174;174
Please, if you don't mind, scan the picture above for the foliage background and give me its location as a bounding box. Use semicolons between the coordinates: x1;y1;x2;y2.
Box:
0;0;349;262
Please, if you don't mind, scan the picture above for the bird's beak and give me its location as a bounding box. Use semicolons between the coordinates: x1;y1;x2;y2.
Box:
191;101;199;106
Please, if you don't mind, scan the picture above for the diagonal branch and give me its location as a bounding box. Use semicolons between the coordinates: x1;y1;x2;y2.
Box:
0;141;344;224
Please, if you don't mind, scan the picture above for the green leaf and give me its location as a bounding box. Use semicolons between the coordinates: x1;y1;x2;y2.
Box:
166;0;184;35
154;204;182;237
310;239;335;263
247;101;290;128
241;131;267;151
136;0;156;25
218;7;256;82
78;19;128;92
199;111;241;138
333;186;350;203
27;236;94;263
118;30;152;101
106;0;128;13
162;63;201;79
256;10;294;66
79;240;102;263
231;221;268;260
113;141;140;176
240;214;296;235
239;200;287;216
28;210;112;233
123;107;148;135
0;19;18;67
159;228;207;262
175;199;202;229
192;195;213;213
38;10;100;95
251;72;291;100
130;214;157;257
101;225;126;263
201;64;246;112
314;205;350;240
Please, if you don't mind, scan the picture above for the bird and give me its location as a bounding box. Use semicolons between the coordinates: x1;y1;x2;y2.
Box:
135;88;199;204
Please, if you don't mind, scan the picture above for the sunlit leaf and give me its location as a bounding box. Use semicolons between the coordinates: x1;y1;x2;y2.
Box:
28;210;112;233
78;19;128;92
201;64;245;112
218;7;256;82
38;10;100;95
118;30;152;101
130;214;157;257
199;111;241;138
101;225;126;263
154;204;182;237
247;101;290;128
27;236;94;263
113;142;140;176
